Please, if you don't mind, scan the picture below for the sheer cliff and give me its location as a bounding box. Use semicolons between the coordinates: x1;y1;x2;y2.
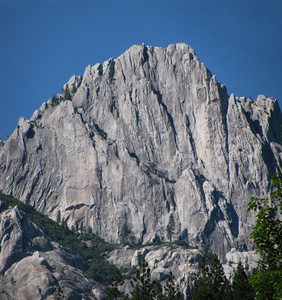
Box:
0;43;281;257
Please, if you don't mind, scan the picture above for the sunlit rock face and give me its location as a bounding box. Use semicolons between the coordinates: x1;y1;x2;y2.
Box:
0;44;281;257
0;203;100;299
108;245;202;296
107;245;259;296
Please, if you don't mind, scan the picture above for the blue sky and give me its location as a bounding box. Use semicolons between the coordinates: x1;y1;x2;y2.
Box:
0;0;281;140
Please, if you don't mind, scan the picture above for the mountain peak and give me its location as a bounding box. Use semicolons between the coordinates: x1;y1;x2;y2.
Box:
0;44;281;258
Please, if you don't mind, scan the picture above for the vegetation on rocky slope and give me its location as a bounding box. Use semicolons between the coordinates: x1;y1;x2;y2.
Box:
191;172;282;300
106;258;183;300
191;254;254;300
0;193;117;284
1;172;282;299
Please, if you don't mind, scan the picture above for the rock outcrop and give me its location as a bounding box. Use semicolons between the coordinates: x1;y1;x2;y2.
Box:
108;245;200;296
0;44;281;258
107;244;259;297
0;199;259;299
0;202;102;299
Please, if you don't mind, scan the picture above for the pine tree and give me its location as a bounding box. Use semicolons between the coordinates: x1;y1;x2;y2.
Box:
161;271;183;300
192;254;232;300
106;258;182;300
62;86;72;100
232;261;255;300
71;85;77;95
130;258;159;300
54;285;64;300
166;214;175;242
106;269;127;300
120;221;133;245
191;256;212;300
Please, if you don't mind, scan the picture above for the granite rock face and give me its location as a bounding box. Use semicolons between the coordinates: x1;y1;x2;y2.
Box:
107;245;259;297
0;44;281;257
0;203;101;300
108;245;201;296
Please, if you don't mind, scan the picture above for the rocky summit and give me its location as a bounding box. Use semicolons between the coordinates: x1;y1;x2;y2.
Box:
0;43;281;260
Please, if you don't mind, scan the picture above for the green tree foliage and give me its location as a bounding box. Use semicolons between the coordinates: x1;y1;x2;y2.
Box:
0;193;117;284
62;86;72;100
247;173;282;300
161;271;183;300
106;269;127;300
51;95;60;107
54;285;64;300
105;258;182;300
232;261;255;300
71;85;77;95
120;221;135;245
166;214;175;242
130;258;159;300
192;254;231;300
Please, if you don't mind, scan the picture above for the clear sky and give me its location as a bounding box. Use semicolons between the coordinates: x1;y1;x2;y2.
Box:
0;0;281;140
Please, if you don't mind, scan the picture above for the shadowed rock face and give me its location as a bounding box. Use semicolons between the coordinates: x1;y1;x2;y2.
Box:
0;44;281;257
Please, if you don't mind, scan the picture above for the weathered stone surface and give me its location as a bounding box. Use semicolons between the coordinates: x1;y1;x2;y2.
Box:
0;205;102;300
0;204;52;274
108;244;259;297
0;44;281;258
108;245;201;296
223;248;260;280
